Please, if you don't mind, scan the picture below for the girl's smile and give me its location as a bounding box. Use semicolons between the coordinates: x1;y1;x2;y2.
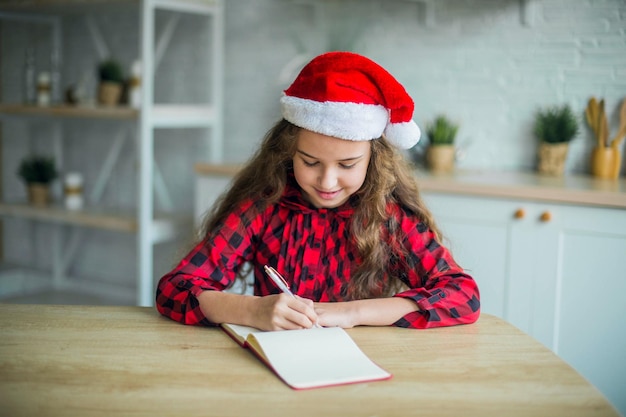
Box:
292;129;371;209
315;189;341;200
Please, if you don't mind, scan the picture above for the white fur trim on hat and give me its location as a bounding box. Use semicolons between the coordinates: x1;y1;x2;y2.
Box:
281;95;389;141
384;120;421;149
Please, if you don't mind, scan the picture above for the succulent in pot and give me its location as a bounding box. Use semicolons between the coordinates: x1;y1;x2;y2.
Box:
426;115;459;173
534;104;579;176
97;59;125;106
17;155;58;206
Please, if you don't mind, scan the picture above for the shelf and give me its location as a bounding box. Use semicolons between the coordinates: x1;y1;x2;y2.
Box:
0;0;224;306
0;104;218;127
0;0;221;14
0;201;192;243
0;0;137;11
0;104;138;120
0;263;135;306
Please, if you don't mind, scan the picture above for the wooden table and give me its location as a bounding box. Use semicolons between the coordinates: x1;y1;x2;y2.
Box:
0;304;619;417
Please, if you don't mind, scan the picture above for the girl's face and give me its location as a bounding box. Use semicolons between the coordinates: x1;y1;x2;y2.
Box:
292;129;371;209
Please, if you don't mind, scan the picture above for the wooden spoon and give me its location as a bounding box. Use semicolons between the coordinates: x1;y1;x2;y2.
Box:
598;99;607;148
610;98;626;149
608;98;626;179
587;97;599;142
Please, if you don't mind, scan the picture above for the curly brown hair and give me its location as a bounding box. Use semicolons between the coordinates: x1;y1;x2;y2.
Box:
202;119;441;299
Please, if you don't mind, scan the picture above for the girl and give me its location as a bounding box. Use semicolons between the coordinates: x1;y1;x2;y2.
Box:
156;51;480;330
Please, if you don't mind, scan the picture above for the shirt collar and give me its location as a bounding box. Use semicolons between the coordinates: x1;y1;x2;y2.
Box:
278;171;357;218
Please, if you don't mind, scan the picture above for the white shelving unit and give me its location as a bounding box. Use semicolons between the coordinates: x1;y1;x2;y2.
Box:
0;0;224;306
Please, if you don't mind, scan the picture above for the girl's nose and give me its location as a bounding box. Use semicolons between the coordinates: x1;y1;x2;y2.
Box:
318;167;337;189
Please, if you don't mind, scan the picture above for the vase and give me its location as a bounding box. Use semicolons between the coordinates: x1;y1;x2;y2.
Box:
537;142;569;176
426;145;455;173
98;81;122;106
591;146;621;180
27;183;50;206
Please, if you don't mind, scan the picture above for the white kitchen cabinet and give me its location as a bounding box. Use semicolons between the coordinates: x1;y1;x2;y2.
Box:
0;0;224;306
422;191;626;416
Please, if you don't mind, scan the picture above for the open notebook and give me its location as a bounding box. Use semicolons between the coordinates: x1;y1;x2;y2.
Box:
221;323;392;390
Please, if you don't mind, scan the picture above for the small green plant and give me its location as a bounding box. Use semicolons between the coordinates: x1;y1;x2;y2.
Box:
98;59;124;84
534;105;579;144
17;155;58;184
427;115;459;146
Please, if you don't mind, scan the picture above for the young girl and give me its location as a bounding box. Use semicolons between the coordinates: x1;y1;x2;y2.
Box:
156;51;480;330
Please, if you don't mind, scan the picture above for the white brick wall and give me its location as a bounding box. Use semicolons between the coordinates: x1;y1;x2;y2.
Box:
223;0;626;174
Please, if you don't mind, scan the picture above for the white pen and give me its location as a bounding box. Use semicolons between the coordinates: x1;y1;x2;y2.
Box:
264;265;294;297
263;265;321;328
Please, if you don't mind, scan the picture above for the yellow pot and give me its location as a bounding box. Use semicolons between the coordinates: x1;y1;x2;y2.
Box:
591;146;621;180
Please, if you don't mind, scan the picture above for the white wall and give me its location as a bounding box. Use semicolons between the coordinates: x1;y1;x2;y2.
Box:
223;0;626;174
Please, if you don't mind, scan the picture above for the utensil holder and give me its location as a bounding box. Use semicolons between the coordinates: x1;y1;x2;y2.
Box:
591;146;621;180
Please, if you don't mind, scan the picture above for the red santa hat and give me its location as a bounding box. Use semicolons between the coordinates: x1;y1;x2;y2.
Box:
280;51;420;149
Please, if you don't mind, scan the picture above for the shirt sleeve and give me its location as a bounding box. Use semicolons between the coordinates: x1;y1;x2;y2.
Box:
155;200;259;326
390;206;480;329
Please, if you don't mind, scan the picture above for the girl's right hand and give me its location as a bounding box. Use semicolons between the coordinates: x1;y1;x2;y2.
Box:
251;294;319;331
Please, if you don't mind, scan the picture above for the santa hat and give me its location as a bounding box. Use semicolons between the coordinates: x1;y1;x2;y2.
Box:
280;51;420;149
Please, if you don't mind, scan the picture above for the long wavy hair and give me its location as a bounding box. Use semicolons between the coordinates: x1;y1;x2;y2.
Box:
202;119;442;299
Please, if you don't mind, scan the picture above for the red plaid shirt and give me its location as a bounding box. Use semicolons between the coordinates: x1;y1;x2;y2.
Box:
156;176;480;329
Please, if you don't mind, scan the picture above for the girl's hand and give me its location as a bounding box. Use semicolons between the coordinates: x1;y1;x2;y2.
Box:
314;298;418;328
313;302;358;329
251;294;319;331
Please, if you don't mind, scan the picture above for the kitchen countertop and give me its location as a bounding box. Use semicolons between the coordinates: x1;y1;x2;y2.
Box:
194;163;626;209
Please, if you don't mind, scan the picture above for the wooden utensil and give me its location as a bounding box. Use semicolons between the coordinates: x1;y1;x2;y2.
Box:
610;98;626;149
598;99;607;148
587;97;599;142
608;98;626;179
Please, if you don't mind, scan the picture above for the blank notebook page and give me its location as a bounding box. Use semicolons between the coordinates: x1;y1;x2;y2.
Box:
246;326;391;390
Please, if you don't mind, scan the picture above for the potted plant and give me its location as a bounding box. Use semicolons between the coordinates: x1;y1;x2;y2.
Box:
17;155;58;206
426;115;459;173
97;59;124;106
534;104;579;176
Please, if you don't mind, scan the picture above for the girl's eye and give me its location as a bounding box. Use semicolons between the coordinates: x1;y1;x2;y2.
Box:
303;160;318;167
340;163;356;169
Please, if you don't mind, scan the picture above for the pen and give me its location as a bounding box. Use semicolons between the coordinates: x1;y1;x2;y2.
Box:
263;265;321;328
264;265;295;297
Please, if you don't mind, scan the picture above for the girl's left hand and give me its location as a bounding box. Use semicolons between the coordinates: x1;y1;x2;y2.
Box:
314;297;417;328
313;302;358;328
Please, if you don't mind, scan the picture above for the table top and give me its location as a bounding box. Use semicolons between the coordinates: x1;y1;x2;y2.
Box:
0;304;619;417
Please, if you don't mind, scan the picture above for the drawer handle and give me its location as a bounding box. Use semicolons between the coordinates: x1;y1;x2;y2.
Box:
540;211;552;222
514;208;525;219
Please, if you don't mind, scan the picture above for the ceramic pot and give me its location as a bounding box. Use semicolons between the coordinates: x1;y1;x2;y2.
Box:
27;183;50;206
537;142;569;176
426;145;455;173
98;82;122;106
591;146;621;180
